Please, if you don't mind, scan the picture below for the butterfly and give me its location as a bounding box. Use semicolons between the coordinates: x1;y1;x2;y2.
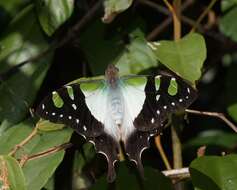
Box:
36;64;197;182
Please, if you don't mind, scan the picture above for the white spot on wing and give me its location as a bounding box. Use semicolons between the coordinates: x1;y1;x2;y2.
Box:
156;94;160;101
171;77;176;81
163;105;167;109
151;118;155;124
187;87;190;94
46;111;48;115
171;102;175;106
68;116;72;120
42;104;45;110
52;91;57;95
186;96;189;99
52;112;56;116
76;119;79;124
72;103;77;110
60;114;63;118
83;125;87;131
157;110;160;115
179;98;183;102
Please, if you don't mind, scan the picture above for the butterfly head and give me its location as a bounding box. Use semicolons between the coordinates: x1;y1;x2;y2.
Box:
105;64;119;88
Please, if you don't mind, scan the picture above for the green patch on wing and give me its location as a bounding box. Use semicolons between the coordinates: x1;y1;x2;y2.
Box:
168;78;178;96
122;76;147;87
52;91;64;108
66;86;74;100
155;76;161;91
80;82;104;92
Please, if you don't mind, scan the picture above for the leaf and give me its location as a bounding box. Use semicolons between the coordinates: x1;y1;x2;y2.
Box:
35;0;74;36
80;20;123;75
152;33;206;84
102;0;133;23
0;119;73;190
221;0;237;11
116;30;158;75
190;154;237;190
90;162;173;190
37;119;65;131
0;5;52;134
184;130;237;149
220;6;237;42
0;155;26;190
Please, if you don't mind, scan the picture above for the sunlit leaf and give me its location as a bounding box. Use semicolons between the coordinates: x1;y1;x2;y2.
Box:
0;155;26;190
152;33;206;84
0;5;52;134
35;0;74;36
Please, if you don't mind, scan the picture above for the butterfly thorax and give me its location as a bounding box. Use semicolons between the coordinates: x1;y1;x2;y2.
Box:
105;64;119;88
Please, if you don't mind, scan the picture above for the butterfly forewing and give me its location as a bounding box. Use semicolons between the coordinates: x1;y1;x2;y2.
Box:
133;74;197;132
36;81;105;137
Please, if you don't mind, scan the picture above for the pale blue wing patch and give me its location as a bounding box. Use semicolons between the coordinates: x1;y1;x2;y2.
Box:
120;76;147;140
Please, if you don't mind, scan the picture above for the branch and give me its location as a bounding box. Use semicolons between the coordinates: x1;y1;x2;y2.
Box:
8;125;39;156
155;135;172;170
162;167;190;180
19;143;72;167
185;109;237;133
190;0;219;32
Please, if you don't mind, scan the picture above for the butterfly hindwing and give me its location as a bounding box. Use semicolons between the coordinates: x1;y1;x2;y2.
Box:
36;82;105;137
133;74;197;131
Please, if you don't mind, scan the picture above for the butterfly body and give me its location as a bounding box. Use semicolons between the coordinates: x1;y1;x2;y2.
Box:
36;64;197;182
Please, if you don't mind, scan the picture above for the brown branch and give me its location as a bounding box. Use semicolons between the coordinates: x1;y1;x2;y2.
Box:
155;135;172;170
190;0;219;32
8;126;39;156
19;143;72;167
185;109;237;133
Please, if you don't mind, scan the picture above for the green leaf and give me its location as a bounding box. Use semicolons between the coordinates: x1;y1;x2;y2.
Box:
0;119;73;190
221;0;237;11
0;5;52;134
152;33;206;84
103;0;133;22
90;162;173;190
37;119;65;131
36;0;74;36
220;6;237;42
0;155;27;190
190;154;237;190
116;30;158;75
184;130;237;149
80;20;123;75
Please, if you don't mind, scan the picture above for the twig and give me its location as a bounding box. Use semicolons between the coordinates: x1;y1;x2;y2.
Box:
19;143;72;167
162;167;190;179
185;109;237;133
190;0;219;32
8;126;39;156
0;0;102;82
155;135;172;170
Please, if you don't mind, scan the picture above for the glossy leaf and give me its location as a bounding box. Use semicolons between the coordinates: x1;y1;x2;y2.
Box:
36;0;74;36
0;119;73;190
190;154;237;190
0;155;27;190
116;30;158;74
102;0;133;23
220;6;237;42
184;130;237;149
0;5;52;134
152;33;206;84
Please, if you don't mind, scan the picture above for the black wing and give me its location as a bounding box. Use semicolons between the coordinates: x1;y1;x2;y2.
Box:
133;73;197;132
36;83;104;137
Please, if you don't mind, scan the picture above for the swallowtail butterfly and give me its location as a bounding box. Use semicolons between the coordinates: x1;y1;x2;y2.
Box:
36;64;197;182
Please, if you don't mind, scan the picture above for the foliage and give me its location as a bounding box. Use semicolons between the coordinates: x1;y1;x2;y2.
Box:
0;0;237;190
